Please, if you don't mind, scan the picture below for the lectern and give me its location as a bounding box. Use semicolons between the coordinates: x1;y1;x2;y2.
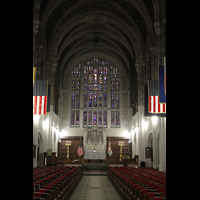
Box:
65;140;71;160
118;141;124;161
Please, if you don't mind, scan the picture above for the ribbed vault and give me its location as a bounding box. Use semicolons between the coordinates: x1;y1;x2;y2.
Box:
33;0;165;111
36;0;156;77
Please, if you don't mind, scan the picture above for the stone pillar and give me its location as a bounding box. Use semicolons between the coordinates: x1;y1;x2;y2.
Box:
159;117;166;171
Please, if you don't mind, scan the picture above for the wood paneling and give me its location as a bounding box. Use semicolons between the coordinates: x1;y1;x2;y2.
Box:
61;137;83;162
106;137;130;163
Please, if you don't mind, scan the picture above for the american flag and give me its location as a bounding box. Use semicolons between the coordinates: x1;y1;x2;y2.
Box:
77;140;83;156
33;80;48;115
148;80;166;113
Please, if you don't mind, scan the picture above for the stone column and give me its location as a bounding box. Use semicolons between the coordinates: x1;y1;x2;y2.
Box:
159;117;166;171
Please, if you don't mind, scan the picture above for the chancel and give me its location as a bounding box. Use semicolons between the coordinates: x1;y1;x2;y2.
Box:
33;0;166;199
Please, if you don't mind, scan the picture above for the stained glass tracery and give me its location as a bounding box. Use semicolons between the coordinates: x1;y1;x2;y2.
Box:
71;58;120;127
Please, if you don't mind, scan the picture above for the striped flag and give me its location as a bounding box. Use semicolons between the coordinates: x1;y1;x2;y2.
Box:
33;80;48;115
77;140;83;156
148;80;166;113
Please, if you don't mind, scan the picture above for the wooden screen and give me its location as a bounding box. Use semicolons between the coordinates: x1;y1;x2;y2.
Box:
61;137;83;162
106;137;130;163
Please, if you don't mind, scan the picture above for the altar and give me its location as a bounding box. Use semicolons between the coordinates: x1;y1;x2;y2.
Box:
84;150;106;160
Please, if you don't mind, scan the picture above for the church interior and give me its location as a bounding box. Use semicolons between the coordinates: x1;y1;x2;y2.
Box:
33;0;166;199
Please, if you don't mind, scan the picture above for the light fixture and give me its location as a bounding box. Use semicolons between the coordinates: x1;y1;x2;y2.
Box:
43;120;47;129
143;118;148;129
135;125;139;132
152;116;157;124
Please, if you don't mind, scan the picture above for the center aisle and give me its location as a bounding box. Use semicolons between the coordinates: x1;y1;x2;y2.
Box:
70;176;121;200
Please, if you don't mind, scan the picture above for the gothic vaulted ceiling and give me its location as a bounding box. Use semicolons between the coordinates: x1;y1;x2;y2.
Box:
34;0;163;82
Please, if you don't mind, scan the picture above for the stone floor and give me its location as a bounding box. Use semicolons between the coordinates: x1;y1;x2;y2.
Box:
70;176;121;200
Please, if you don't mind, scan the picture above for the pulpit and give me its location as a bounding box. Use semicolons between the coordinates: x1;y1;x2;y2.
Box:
44;152;56;166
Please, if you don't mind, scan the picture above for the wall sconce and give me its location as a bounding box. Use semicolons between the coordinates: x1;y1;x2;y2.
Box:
135;125;139;132
152;116;157;124
143;118;148;129
43;120;47;129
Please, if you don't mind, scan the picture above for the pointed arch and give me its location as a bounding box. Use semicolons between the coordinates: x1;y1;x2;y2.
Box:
147;131;153;147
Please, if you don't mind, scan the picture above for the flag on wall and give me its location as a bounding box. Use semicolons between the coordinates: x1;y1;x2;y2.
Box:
144;85;166;117
148;80;166;113
159;66;166;103
107;140;113;156
77;140;83;156
33;80;48;115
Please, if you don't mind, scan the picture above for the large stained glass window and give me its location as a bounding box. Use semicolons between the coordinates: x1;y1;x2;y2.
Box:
71;110;75;125
89;93;92;107
111;93;114;109
93;111;97;126
99;93;102;107
71;92;75;108
76;92;80;108
116;93;119;109
111;111;115;126
70;58;120;127
88;110;92;125
103;111;107;125
110;64;120;127
116;111;120;126
84;111;87;125
76;110;79;125
99;110;102;125
84;93;87;107
103;93;107;107
71;63;81;126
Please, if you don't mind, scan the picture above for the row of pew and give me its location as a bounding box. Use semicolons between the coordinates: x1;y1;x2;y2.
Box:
107;166;166;200
33;166;83;200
